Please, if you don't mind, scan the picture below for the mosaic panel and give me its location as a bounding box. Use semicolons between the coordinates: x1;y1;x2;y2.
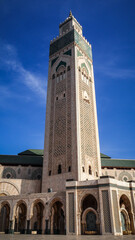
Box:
51;57;58;67
56;61;66;72
74;30;92;60
102;190;112;233
48;65;72;174
50;29;92;60
64;49;72;56
49;29;74;56
78;65;99;173
77;50;83;57
68;193;75;233
2;168;16;179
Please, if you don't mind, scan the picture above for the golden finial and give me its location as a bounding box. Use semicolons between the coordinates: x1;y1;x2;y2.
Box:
69;10;72;17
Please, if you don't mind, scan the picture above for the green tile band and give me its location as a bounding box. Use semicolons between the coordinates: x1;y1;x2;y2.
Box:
50;29;92;60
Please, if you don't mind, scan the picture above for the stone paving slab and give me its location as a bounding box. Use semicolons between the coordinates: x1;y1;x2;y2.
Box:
0;235;135;240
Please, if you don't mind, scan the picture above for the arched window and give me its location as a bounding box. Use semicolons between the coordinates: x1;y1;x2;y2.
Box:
57;74;59;83
60;72;62;81
58;164;62;174
82;166;85;172
68;166;71;172
89;166;92;175
67;66;70;71
52;74;55;79
63;70;66;79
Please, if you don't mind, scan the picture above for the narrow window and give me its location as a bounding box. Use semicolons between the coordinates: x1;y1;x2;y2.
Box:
58;164;62;174
82;166;85;172
6;173;11;179
89;166;92;175
57;74;59;83
60;73;62;81
63;72;65;79
56;96;58;100
49;170;51;176
63;93;65;98
68;166;71;172
96;171;98;177
52;74;55;79
67;66;70;71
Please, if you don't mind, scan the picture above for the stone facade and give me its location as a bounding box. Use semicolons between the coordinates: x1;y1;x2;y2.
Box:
0;12;135;236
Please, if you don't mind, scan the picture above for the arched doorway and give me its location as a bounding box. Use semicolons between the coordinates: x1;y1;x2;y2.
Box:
50;201;65;234
86;211;96;232
0;203;10;233
31;201;44;234
120;211;126;232
81;194;98;235
120;194;133;234
14;202;27;234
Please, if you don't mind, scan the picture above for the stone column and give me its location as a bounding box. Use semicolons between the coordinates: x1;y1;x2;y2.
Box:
77;212;81;235
45;219;49;234
26;220;31;234
9;219;14;234
129;181;135;234
42;215;45;234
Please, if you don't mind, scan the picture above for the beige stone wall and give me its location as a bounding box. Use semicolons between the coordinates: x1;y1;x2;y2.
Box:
42;43;78;192
42;31;101;191
102;168;135;181
0;165;42;180
75;46;101;180
0;179;41;195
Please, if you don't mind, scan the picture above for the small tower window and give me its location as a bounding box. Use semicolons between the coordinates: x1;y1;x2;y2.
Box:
6;173;11;179
63;93;66;98
67;66;70;71
68;166;71;172
89;166;92;175
57;74;59;83
60;73;62;81
56;96;58;100
52;74;55;79
82;166;85;172
63;72;65;79
96;171;98;177
58;164;62;174
37;175;41;180
49;170;51;176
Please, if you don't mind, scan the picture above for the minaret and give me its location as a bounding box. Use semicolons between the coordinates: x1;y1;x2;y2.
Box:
42;12;101;192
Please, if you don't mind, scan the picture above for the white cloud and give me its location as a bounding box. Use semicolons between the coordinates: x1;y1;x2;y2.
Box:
96;65;135;80
0;41;47;102
95;48;135;80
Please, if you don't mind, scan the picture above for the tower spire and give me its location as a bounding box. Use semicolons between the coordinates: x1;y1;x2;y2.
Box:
69;10;72;17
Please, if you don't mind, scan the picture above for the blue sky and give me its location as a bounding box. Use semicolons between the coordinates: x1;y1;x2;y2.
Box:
0;0;135;159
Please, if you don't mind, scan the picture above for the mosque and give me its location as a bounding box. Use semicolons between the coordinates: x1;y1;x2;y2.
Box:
0;12;135;236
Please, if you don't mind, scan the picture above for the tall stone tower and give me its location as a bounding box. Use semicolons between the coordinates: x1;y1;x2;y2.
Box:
42;12;101;192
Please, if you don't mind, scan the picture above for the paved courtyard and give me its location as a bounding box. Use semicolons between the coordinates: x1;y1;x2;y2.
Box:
0;235;135;240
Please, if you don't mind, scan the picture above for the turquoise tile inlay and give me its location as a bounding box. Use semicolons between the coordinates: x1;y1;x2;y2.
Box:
51;57;59;67
56;61;66;72
81;63;89;74
49;29;92;61
74;30;92;60
86;60;92;71
64;49;71;56
77;50;83;56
